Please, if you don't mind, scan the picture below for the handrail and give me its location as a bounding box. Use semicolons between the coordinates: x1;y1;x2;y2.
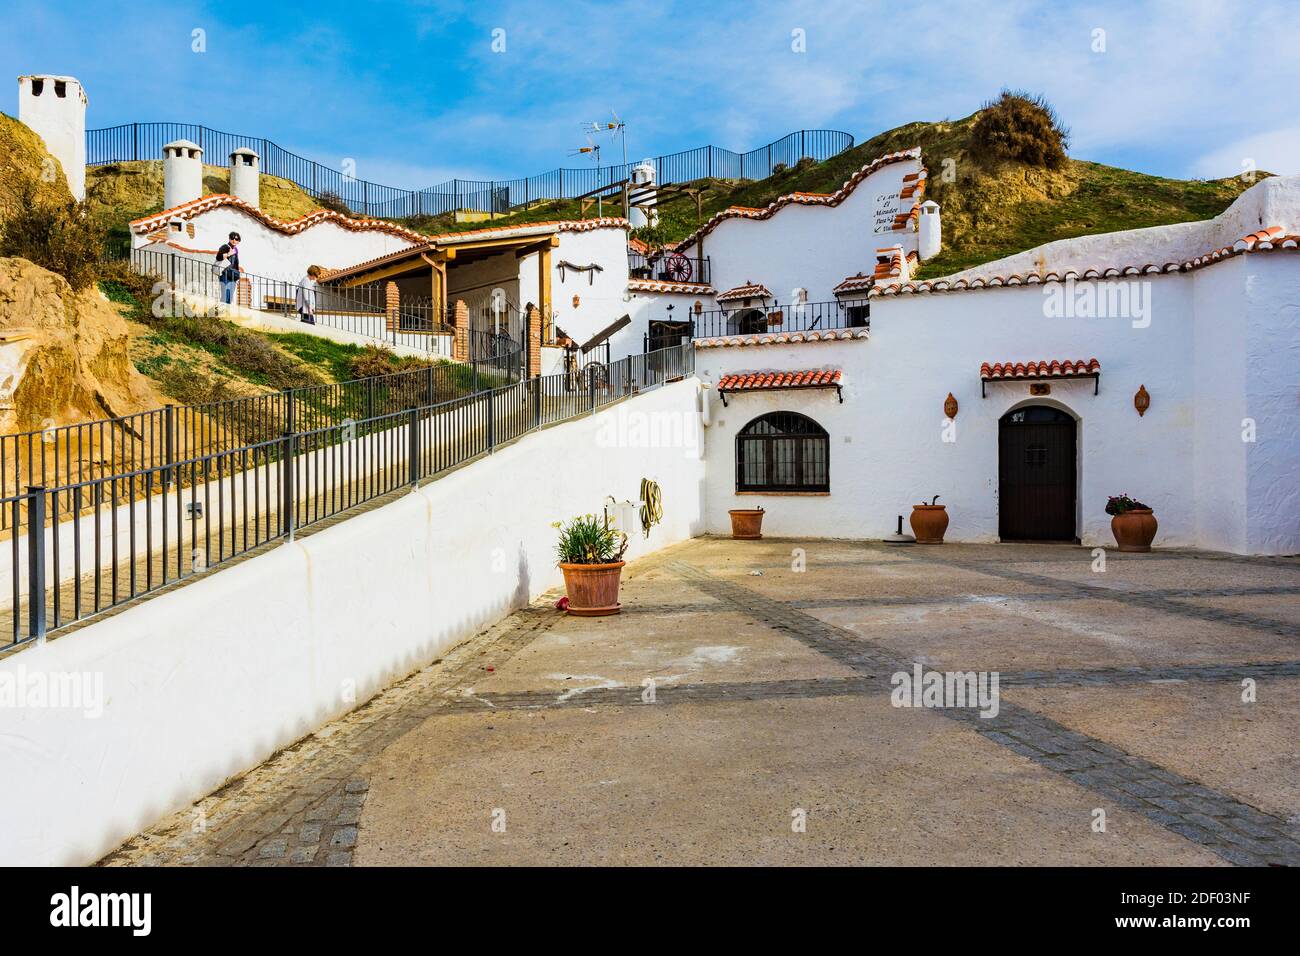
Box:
87;124;854;219
1;343;696;650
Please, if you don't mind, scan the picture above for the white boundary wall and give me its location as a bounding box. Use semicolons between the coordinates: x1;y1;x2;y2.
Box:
0;379;705;866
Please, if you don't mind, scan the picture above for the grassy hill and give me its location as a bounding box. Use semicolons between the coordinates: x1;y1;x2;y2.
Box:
403;110;1260;278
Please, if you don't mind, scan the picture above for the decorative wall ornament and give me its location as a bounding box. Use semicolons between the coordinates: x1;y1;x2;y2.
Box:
572;294;580;308
943;392;958;419
1134;384;1150;417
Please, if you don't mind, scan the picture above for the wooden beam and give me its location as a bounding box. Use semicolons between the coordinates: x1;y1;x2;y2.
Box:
513;236;561;258
336;259;428;288
538;241;553;332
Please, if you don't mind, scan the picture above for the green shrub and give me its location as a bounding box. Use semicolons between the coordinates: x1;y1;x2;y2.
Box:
0;180;107;290
553;514;628;565
970;90;1070;170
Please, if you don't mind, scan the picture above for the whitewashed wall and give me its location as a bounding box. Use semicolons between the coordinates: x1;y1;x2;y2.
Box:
519;228;631;347
0;379;705;866
679;157;920;303
138;206;421;280
698;256;1299;554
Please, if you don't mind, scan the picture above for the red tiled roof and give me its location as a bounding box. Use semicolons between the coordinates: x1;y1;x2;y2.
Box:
716;282;773;302
980;359;1101;380
131;194;631;260
870;227;1300;298
695;328;869;348
718;369;842;392
626;278;716;295
129;194;431;243
673;148;923;252
873;246;905;280
833;273;873;295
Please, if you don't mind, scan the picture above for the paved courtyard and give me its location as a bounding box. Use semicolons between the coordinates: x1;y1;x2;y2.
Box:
102;537;1300;866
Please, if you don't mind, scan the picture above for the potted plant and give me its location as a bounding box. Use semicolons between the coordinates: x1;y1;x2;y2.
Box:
555;514;629;616
728;507;765;539
909;495;948;544
1106;494;1157;552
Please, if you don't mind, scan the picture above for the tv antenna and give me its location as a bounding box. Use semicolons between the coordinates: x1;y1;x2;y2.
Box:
583;112;629;218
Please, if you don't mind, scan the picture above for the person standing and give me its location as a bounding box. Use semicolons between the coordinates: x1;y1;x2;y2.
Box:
215;231;242;305
296;265;322;325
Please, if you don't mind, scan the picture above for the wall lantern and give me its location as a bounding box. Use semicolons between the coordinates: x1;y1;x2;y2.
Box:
693;300;703;315
1134;384;1150;417
944;393;958;419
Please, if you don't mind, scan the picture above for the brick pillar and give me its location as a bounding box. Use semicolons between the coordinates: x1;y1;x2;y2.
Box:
385;281;400;332
236;277;251;309
527;305;542;379
453;299;469;363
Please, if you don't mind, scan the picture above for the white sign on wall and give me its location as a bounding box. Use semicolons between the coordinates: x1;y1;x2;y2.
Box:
873;191;901;234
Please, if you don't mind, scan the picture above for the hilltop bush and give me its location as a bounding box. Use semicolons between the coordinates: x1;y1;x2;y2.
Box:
0;181;107;291
971;90;1070;170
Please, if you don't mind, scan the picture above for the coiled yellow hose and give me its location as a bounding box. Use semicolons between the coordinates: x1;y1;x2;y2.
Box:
639;478;663;538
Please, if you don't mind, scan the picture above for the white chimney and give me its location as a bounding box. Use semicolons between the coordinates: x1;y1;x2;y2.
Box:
162;139;204;209
917;200;941;261
628;159;659;229
17;74;88;201
229;146;260;207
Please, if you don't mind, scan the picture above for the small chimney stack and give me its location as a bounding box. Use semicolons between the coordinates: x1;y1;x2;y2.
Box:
162;139;204;209
917;200;942;261
229;146;260;208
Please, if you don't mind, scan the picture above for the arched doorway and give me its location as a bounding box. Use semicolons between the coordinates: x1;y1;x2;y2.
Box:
726;309;768;335
998;405;1077;541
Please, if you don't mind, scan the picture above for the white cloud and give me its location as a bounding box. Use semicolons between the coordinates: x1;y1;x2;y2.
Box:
1192;127;1300;180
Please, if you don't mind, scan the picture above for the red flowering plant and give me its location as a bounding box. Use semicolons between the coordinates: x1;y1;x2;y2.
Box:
1105;494;1150;516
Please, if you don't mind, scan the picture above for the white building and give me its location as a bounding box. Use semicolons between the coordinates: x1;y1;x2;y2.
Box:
17;74;88;200
689;173;1300;555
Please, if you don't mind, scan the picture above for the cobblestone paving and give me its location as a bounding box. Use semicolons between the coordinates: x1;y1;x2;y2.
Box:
101;541;1300;867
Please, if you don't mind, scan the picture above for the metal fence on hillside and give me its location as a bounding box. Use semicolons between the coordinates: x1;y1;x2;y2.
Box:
87;124;854;218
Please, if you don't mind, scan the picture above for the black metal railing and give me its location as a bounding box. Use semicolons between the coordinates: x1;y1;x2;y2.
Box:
685;300;869;340
627;251;711;286
0;328;522;532
128;247;457;351
87;124;853;219
0;343;694;652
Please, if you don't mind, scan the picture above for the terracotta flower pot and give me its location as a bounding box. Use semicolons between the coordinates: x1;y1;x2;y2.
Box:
728;508;765;539
559;561;625;616
909;504;948;544
1111;509;1157;552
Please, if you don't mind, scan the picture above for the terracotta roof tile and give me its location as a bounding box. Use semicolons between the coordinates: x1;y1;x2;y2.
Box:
833;272;873;295
626;278;716;295
870;227;1300;299
695;328;869;348
716;282;773;302
980;358;1101;380
672;148;923;252
718;369;842;392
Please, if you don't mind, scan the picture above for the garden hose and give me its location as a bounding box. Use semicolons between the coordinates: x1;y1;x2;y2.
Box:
639;478;663;538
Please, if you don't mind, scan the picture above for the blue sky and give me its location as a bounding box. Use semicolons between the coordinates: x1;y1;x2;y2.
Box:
4;0;1296;190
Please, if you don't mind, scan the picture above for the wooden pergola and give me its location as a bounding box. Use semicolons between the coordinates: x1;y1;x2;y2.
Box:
321;227;559;322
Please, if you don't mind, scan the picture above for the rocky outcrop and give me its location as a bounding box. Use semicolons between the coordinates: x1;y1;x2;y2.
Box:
0;112;73;220
0;256;159;434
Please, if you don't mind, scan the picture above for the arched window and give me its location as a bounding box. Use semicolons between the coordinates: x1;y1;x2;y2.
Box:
736;412;829;493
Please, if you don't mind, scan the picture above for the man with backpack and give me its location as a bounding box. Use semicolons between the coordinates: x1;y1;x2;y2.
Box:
215;231;242;305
